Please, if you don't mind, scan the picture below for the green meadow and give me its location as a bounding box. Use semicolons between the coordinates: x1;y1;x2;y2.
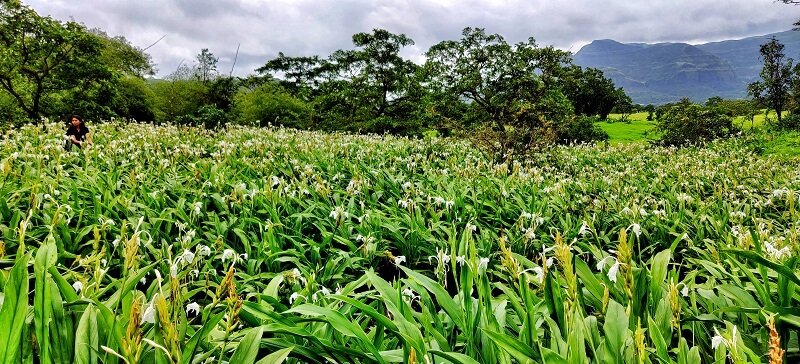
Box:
1;120;799;363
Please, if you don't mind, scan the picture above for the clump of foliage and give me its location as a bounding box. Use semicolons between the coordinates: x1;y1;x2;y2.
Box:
655;102;737;146
234;82;311;128
557;115;610;144
175;104;227;129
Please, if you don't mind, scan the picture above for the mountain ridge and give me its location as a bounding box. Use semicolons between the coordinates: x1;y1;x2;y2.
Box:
572;30;800;105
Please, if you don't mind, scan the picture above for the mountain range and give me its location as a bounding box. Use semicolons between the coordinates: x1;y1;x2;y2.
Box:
572;30;800;105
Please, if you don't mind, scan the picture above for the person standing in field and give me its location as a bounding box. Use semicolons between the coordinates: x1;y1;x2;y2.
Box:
65;114;92;150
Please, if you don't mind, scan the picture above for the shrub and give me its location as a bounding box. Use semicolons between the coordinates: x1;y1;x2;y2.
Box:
655;103;737;146
175;104;227;129
556;115;609;144
234;83;311;129
774;112;800;131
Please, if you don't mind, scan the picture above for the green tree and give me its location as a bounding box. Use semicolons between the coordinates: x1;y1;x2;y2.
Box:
89;28;156;77
562;66;624;119
258;29;424;134
655;103;737;146
196;48;218;84
748;37;793;125
0;2;114;121
424;27;573;160
256;53;321;100
234;82;311;128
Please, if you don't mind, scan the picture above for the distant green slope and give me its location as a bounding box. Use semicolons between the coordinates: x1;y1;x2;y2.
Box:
573;30;800;105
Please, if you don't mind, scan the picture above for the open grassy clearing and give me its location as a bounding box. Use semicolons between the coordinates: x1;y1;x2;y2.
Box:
1;121;800;363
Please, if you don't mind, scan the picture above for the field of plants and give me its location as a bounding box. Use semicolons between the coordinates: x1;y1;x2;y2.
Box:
1;121;799;363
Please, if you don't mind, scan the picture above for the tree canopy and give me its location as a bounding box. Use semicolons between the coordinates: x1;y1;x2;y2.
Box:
0;1;113;121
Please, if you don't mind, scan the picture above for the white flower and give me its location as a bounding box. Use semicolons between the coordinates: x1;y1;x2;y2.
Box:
393;255;406;265
456;255;467;266
711;327;726;349
170;263;179;278
402;287;419;301
179;249;195;265
607;261;621;283
680;285;689;297
478;257;490;272
523;228;536;240
221;249;237;263
186;302;201;316
620;207;632;215
596;256;613;271
466;222;477;232
289;292;303;304
329;206;349;221
629;223;641;239
578;220;591;236
445;200;455;209
531;266;545;284
192;202;202;215
142;303;156;324
72;281;83;294
197;245;211;256
545;257;554;268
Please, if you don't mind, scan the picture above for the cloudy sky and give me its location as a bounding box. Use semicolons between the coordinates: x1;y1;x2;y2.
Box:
24;0;800;78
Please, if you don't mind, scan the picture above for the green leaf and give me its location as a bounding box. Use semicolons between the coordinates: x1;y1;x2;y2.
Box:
603;300;629;364
0;254;31;364
429;350;482;364
286;304;385;363
724;249;800;290
481;328;540;363
34;241;58;364
229;326;264;364
255;346;294;364
74;305;99;364
180;311;225;364
398;266;464;329
649;250;670;307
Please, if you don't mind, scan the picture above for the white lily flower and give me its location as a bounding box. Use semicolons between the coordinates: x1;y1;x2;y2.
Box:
607;260;620;283
402;287;419;301
142;303;156;324
456;256;467;266
221;249;237;263
72;281;83;294
289;292;303;304
186;302;201;316
578;220;591;236
711;327;726;349
629;223;642;238
478;257;490;272
179;249;195;265
596;256;613;271
393;255;406;265
197;245;211;256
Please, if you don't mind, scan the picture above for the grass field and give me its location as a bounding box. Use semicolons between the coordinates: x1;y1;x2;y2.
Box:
2;120;800;363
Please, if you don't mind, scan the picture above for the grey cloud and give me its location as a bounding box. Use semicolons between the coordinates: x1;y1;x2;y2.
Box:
23;0;800;77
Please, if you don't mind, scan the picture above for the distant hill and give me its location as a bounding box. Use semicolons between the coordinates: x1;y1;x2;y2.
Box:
572;30;800;105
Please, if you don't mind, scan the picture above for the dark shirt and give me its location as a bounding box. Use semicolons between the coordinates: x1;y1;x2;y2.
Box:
65;125;89;149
